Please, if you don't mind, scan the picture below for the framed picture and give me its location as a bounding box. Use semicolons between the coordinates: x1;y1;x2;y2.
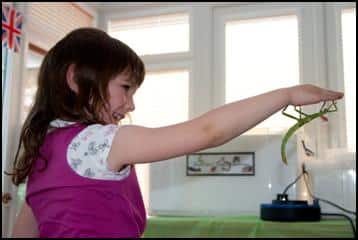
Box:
186;152;255;176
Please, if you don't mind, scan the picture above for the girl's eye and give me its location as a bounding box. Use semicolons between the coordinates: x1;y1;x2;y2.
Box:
122;85;131;91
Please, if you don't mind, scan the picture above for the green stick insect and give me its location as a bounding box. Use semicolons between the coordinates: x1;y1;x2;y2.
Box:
280;100;338;165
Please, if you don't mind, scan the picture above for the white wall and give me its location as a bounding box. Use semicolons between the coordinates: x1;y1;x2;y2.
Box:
148;135;298;216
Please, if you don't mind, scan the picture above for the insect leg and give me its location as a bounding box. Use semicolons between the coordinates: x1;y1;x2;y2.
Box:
282;105;300;121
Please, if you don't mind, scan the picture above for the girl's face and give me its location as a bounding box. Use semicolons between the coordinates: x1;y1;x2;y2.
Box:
103;69;138;124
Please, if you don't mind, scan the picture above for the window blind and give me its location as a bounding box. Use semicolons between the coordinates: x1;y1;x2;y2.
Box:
108;13;189;55
26;2;94;51
225;15;299;134
109;13;188;32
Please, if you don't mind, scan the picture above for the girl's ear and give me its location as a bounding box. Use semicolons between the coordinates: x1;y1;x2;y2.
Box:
66;64;79;93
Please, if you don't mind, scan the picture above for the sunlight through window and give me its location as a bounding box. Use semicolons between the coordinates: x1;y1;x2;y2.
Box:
109;13;189;56
131;70;189;127
225;15;299;134
128;70;189;213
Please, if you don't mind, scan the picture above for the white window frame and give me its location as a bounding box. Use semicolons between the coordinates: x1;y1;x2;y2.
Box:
2;3;29;237
102;5;219;137
103;6;216;216
103;6;199;117
324;2;356;150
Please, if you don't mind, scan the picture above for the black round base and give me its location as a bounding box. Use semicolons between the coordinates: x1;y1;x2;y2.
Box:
260;201;321;221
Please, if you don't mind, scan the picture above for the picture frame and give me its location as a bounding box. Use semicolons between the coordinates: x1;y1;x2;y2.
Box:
186;152;255;176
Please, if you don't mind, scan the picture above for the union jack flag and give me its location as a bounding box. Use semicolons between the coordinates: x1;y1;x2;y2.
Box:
2;5;23;52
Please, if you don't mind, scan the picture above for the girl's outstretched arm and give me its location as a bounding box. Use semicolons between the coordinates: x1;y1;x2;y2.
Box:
107;84;343;171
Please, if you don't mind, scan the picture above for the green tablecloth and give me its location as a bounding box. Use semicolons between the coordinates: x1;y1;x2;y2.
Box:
143;215;355;238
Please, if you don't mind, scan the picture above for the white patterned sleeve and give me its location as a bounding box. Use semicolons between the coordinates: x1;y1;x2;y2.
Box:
67;124;131;181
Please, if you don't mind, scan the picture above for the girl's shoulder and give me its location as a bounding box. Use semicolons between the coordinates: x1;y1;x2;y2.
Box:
51;120;130;181
44;119;131;181
47;119;85;135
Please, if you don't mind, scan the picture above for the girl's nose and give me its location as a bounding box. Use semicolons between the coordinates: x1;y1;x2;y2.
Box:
127;98;135;112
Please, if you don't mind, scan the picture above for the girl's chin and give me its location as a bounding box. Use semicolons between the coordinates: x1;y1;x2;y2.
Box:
102;117;119;125
108;118;120;124
102;113;123;124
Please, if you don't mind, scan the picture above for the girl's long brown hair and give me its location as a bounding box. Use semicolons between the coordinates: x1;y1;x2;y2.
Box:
5;28;145;186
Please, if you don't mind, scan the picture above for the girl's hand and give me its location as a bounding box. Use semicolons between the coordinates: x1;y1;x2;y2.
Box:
287;84;344;106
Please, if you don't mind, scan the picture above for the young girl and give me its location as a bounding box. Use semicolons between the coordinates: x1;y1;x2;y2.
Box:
8;27;344;238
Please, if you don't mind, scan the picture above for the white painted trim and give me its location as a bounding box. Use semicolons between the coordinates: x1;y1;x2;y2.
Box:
212;8;226;109
140;52;193;65
2;4;29;237
144;60;191;72
102;6;193;31
103;7;194;63
299;4;332;158
102;6;208;120
190;6;214;117
103;6;192;21
324;2;356;149
325;5;346;149
2;42;13;240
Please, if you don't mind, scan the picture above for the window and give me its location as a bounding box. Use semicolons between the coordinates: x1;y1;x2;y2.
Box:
109;11;192;215
225;15;299;134
341;7;356;151
108;13;190;56
128;70;189;212
131;70;189;127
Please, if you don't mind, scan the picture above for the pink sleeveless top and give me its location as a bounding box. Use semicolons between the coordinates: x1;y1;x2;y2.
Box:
26;123;146;237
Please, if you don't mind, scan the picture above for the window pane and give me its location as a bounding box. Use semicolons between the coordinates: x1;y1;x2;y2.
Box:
341;8;356;151
109;13;189;56
225;15;299;134
131;70;189;127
